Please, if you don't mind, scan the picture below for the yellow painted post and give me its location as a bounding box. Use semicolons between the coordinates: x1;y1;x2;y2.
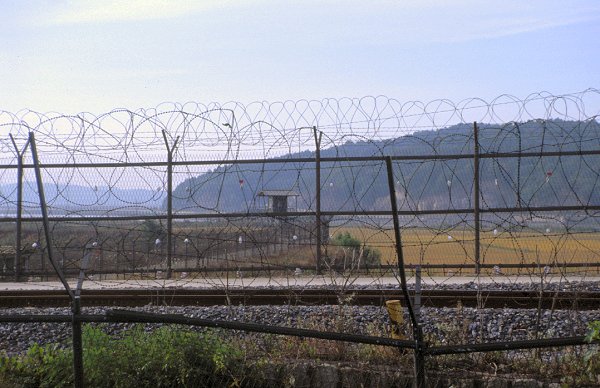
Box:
385;300;405;339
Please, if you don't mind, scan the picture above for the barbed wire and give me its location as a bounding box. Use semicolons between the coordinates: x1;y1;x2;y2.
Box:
0;90;599;358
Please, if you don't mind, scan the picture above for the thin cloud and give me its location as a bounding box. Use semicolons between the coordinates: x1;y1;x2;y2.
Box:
380;2;600;44
435;9;600;43
45;0;235;25
248;1;600;47
84;68;189;81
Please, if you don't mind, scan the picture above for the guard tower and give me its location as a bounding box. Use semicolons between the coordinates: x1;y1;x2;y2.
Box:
257;190;299;214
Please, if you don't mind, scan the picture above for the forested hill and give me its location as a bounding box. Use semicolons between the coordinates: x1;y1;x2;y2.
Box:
172;119;600;213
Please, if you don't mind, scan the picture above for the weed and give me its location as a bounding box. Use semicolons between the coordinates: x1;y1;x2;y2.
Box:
0;325;246;388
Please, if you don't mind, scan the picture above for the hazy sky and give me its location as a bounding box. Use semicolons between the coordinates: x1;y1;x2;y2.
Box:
1;0;599;115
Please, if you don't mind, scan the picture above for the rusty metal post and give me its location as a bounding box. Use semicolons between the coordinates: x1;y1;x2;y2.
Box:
9;134;30;282
313;126;322;275
29;132;73;297
385;156;426;388
72;296;83;388
414;265;422;320
162;130;179;279
72;242;96;388
473;122;481;275
30;132;82;387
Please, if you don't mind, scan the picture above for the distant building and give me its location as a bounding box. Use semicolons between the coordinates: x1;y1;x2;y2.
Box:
255;189;331;245
257;190;299;214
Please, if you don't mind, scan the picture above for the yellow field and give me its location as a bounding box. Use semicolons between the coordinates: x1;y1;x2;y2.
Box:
332;226;600;272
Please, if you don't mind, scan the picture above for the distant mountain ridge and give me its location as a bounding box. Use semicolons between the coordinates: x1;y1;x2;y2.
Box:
172;119;600;214
0;183;163;212
3;120;597;216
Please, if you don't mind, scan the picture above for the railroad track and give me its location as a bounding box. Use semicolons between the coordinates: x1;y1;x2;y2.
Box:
0;289;598;309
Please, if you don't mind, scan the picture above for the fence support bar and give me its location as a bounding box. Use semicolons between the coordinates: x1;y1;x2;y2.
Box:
385;156;426;388
473;122;481;275
9;134;30;282
106;309;415;348
161;130;179;279
29;132;74;298
72;297;84;388
414;265;421;321
313;126;322;275
427;335;589;355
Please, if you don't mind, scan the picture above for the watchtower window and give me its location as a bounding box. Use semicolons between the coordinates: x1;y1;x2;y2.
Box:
272;196;288;214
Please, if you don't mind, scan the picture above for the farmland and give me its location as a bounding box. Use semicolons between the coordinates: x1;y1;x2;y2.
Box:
2;218;600;278
333;226;600;273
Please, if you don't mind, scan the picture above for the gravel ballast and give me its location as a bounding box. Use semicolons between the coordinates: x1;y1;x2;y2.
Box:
2;280;600;356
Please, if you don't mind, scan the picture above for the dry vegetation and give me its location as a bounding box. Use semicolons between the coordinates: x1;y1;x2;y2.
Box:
333;226;600;274
3;221;600;276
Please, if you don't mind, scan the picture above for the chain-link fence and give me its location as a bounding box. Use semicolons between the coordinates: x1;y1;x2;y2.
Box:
1;90;600;386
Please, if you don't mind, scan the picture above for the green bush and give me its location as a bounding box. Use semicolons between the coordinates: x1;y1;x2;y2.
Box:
0;342;72;388
140;220;166;246
584;321;600;383
329;232;381;267
0;325;250;388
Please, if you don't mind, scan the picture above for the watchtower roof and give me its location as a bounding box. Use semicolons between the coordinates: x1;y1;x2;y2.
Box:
257;190;299;197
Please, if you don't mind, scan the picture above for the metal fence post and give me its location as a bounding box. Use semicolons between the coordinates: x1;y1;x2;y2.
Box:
473;122;481;275
162;130;179;279
414;265;421;321
72;296;84;388
30;131;81;387
29;132;74;295
313;126;322;275
515;123;522;209
9;134;30;282
385;156;426;388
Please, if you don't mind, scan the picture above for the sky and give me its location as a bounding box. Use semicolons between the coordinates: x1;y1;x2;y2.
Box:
1;0;599;115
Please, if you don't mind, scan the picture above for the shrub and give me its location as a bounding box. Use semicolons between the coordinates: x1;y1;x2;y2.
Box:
328;232;381;268
0;325;248;388
140;220;166;245
584;321;600;384
0;342;72;387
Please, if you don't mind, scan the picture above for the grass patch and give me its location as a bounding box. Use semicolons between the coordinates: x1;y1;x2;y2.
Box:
2;317;599;386
0;325;250;388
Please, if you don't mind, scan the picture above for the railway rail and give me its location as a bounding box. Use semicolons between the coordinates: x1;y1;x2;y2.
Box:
0;288;597;309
